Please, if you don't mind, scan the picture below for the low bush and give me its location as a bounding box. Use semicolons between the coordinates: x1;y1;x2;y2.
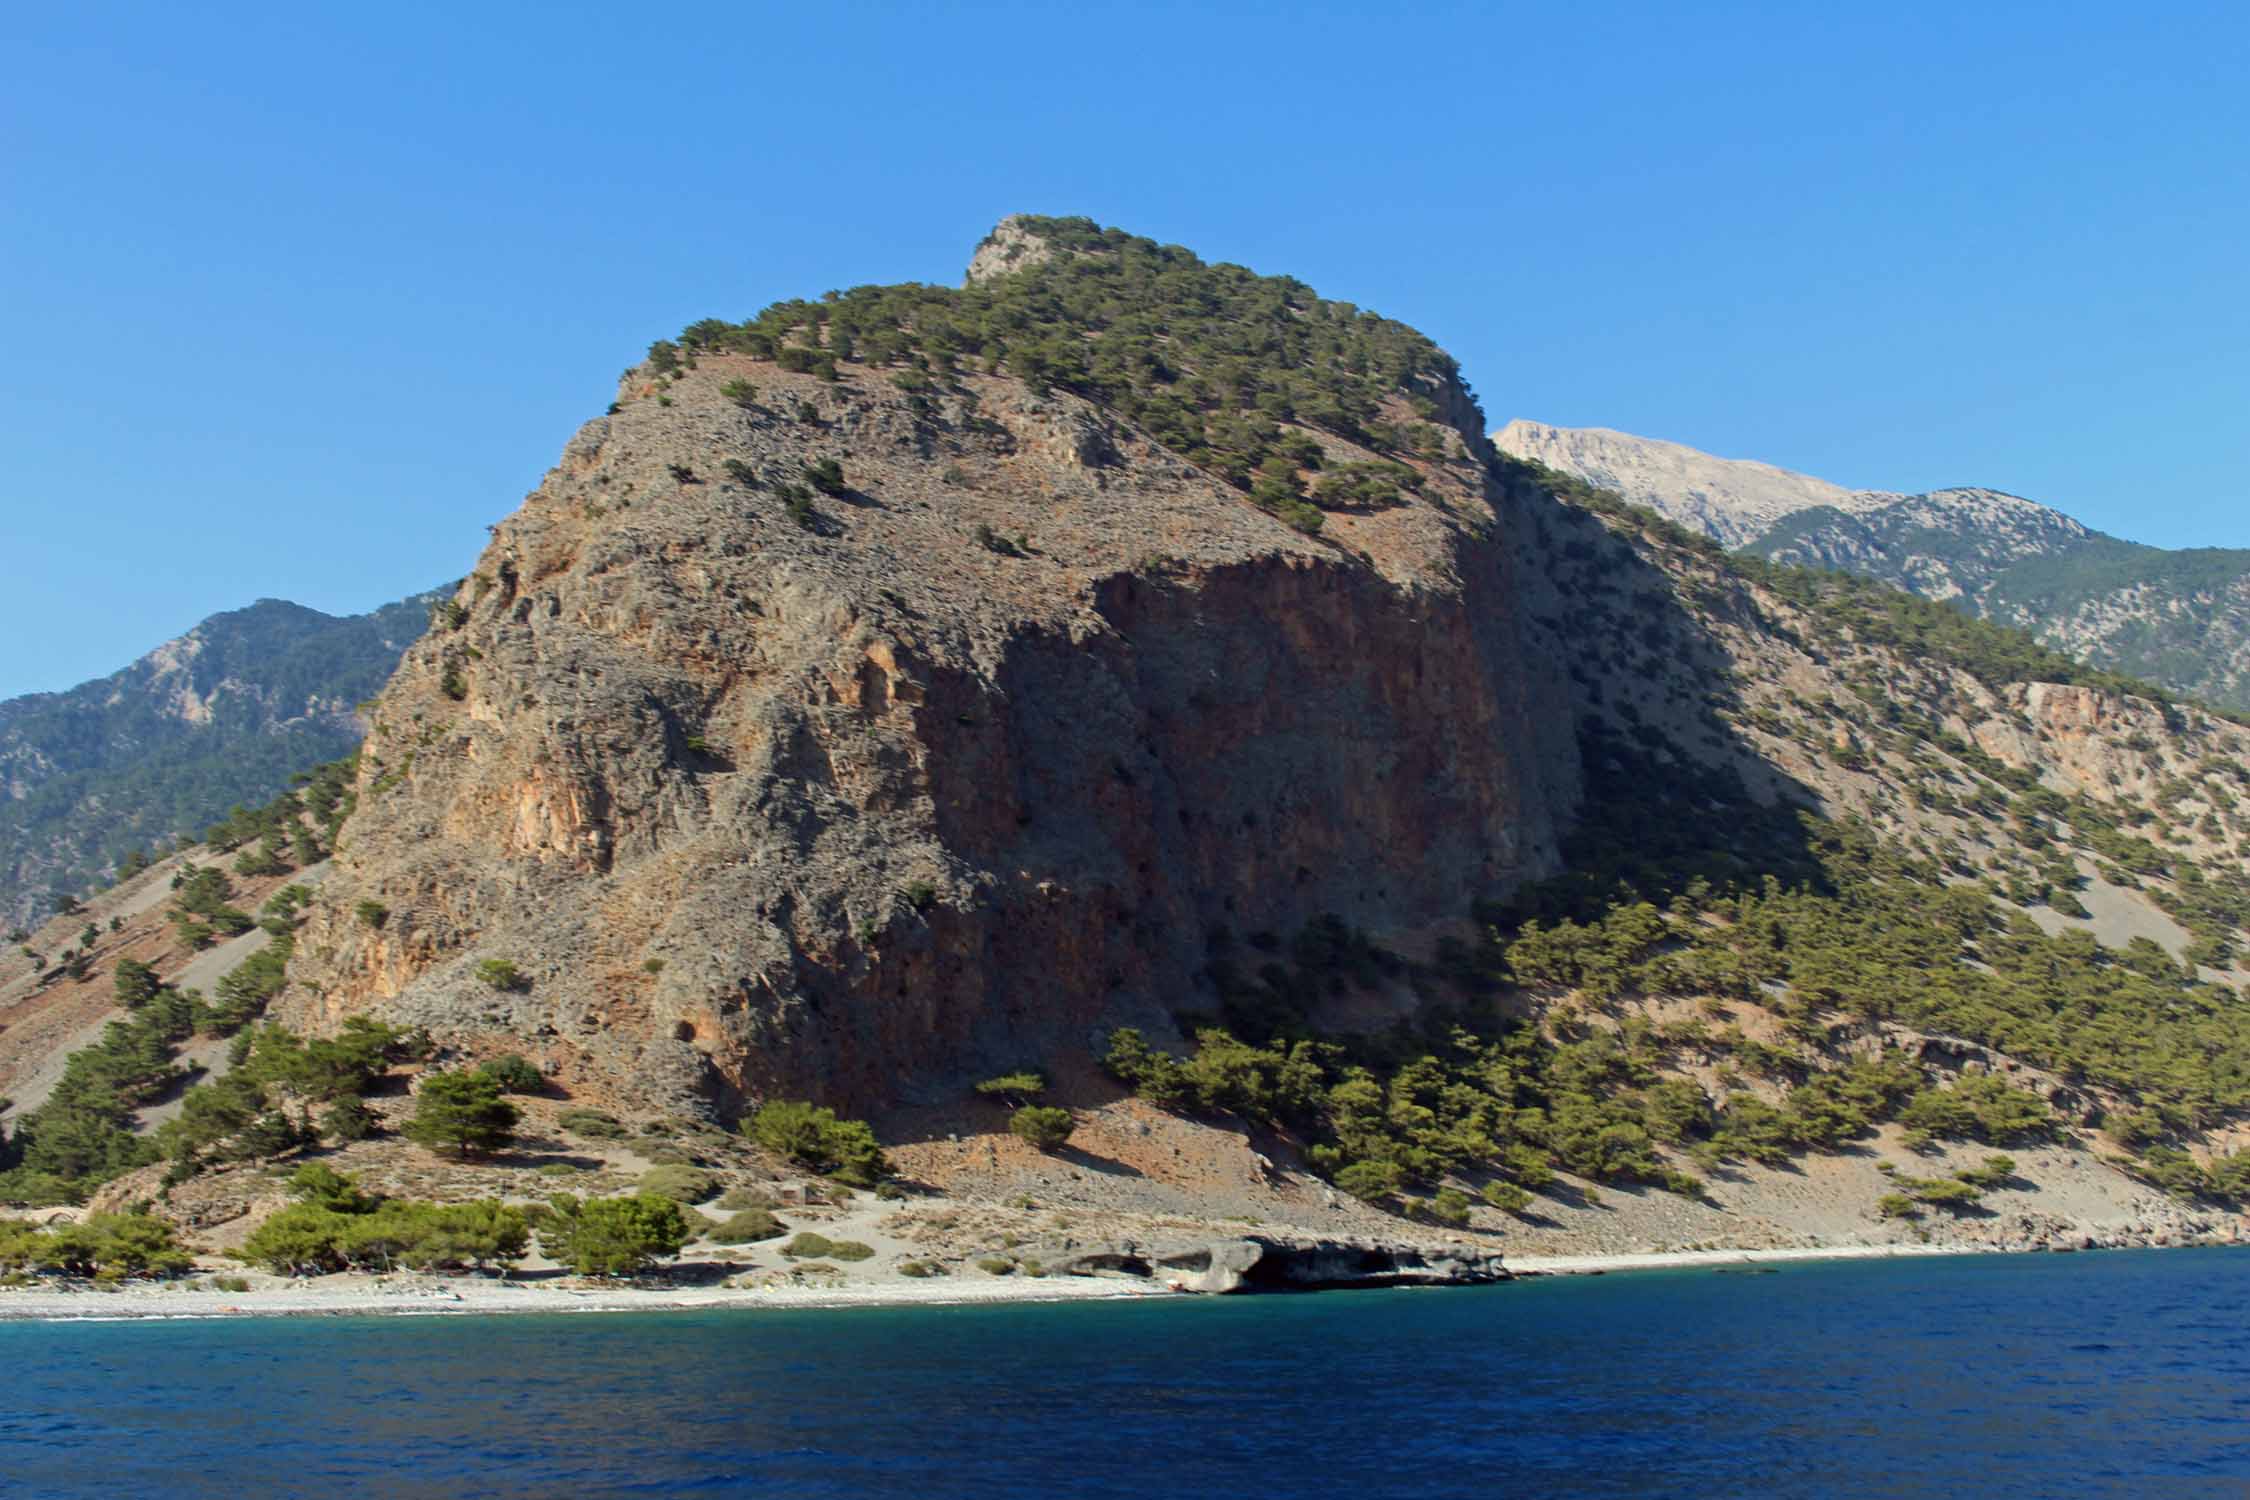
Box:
1480;1180;1533;1215
637;1165;717;1205
706;1209;785;1244
1009;1105;1075;1152
476;1054;545;1095
472;959;526;992
559;1109;627;1140
714;1186;773;1212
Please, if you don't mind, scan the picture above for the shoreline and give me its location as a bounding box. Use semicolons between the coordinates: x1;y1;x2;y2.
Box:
0;1272;1172;1324
6;1235;2235;1323
1505;1242;1987;1277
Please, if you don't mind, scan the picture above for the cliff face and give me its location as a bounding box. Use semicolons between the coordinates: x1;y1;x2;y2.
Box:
282;233;1579;1115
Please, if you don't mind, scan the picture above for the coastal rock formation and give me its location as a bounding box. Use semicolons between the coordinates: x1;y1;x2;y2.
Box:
279;221;1580;1116
1045;1234;1508;1293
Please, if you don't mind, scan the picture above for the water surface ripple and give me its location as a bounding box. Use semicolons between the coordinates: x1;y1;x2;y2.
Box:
6;1247;2247;1497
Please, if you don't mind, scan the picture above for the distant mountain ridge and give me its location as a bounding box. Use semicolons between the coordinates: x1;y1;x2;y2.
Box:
1493;421;2250;713
0;591;441;926
1490;419;1901;547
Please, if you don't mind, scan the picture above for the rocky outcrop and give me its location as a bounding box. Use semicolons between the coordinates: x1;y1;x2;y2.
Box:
1044;1234;1509;1293
965;215;1057;285
281;230;1580;1119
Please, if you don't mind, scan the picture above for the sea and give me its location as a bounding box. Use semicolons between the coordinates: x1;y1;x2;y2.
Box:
4;1247;2246;1498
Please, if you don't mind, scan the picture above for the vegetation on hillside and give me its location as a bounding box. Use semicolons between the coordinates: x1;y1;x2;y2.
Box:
1742;488;2250;714
0;594;436;923
652;215;1467;533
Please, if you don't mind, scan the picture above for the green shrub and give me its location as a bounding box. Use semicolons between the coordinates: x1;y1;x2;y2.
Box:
1480;1180;1532;1215
0;1212;193;1279
1954;1154;2018;1190
975;1071;1045;1102
714;1186;773;1212
803;459;847;496
745;1101;888;1186
706;1208;785;1244
1009;1105;1075;1152
1876;1193;1920;1220
898;1259;942;1277
775;482;818;529
472;959;525;992
476;1054;545;1095
1102;1028;1186;1106
538;1193;690;1277
719;378;758;408
402;1071;520;1159
287;1162;374;1213
780;1232;836;1259
1896;1175;1983;1211
637;1165;717;1204
559;1109;627;1140
975;1256;1015;1275
1427;1187;1472;1225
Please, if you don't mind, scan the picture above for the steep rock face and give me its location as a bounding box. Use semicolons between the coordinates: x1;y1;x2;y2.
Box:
283;258;1578;1116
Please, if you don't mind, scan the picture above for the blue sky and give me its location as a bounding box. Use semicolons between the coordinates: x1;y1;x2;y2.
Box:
3;1;2246;697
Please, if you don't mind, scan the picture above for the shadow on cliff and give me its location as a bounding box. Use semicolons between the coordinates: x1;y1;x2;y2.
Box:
1491;480;1834;926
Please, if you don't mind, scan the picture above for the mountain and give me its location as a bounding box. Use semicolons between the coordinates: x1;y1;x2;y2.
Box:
281;215;1582;1114
0;592;440;929
1493;422;2250;713
1491;419;1901;547
5;218;2248;1280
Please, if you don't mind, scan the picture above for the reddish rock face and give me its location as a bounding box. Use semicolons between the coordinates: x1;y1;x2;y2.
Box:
280;327;1579;1119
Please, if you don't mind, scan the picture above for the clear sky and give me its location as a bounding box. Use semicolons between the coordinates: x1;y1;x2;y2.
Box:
4;1;2246;698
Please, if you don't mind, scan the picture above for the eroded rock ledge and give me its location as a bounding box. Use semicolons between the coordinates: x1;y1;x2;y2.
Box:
1042;1234;1509;1294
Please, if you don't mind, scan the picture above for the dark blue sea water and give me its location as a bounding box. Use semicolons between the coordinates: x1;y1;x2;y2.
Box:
5;1248;2247;1498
